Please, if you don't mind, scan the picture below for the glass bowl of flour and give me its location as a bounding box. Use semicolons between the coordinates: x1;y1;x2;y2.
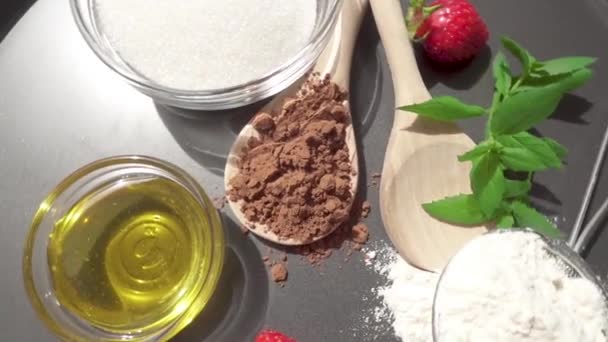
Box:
70;0;341;110
432;229;608;342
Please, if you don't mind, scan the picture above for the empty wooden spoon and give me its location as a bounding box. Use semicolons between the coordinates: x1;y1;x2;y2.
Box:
224;0;369;245
371;0;487;272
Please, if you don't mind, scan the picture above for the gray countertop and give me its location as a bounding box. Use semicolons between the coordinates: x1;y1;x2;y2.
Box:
1;0;608;341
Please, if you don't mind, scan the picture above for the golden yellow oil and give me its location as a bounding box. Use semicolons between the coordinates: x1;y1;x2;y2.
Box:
47;175;222;336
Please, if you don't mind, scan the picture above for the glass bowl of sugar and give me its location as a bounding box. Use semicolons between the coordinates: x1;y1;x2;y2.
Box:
70;0;341;110
432;229;608;342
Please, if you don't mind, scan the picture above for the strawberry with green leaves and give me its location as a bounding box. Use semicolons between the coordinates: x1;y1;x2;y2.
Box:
406;0;489;65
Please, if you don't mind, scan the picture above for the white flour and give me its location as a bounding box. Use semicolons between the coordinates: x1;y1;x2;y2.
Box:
94;0;316;90
436;232;608;342
378;251;439;342
362;244;438;342
363;233;608;342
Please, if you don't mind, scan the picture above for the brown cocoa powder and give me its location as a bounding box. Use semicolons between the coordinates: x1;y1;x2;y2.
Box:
212;195;227;210
293;200;371;267
228;73;353;242
271;263;288;283
361;201;371;218
228;73;373;284
351;223;369;244
368;172;381;188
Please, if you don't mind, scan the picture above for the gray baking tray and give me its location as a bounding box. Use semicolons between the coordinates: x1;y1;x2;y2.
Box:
1;0;608;341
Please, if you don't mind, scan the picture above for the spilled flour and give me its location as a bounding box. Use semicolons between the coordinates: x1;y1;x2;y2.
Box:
357;243;438;342
378;252;438;341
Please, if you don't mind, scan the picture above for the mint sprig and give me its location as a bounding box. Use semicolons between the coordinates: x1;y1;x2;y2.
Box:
399;36;596;237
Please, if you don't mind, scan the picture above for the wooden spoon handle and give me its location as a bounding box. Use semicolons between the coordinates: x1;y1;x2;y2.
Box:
370;0;430;106
316;0;369;88
334;0;369;86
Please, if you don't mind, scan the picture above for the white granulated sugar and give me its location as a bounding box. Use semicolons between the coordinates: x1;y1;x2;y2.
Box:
94;0;317;90
436;232;608;342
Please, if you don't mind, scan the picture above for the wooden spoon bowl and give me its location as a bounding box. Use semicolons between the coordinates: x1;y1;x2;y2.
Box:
371;0;488;271
224;0;369;245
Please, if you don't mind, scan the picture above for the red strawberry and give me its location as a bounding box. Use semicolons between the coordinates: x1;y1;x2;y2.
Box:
406;0;489;64
255;329;296;342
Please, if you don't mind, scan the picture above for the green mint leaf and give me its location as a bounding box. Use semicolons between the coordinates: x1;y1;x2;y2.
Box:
492;52;512;97
471;152;505;217
496;214;515;228
458;140;494;162
500;147;550;172
398;96;486;122
501;36;536;77
516;67;593;94
489;85;563;135
542;137;567;159
422;194;488;225
504;179;532;198
496;132;562;169
533;57;596;77
557;67;594;92
500;69;592;136
511;201;561;238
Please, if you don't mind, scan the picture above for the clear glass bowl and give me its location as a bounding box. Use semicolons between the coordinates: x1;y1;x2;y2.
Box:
432;229;608;342
23;156;225;341
69;0;342;110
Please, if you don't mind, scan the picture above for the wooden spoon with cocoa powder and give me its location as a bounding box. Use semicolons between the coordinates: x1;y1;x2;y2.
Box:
371;0;488;272
224;0;368;245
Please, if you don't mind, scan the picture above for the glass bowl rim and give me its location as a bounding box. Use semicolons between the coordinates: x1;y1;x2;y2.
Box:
22;155;225;341
431;228;608;342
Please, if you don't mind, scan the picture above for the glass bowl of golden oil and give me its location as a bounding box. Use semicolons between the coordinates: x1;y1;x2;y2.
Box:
23;155;225;341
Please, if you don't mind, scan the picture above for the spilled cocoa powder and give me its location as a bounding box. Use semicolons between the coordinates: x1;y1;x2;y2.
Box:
228;73;353;242
270;263;288;283
212;195;227;210
361;201;371;218
294;200;371;266
368;172;381;188
260;192;372;285
352;223;370;244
